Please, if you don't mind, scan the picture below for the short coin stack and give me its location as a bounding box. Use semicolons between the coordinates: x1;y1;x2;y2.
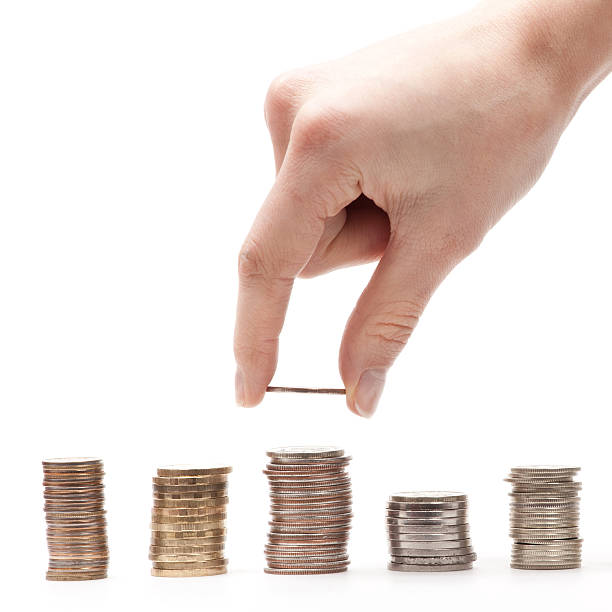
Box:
149;464;231;577
42;457;109;581
264;446;352;575
386;491;476;572
507;465;582;570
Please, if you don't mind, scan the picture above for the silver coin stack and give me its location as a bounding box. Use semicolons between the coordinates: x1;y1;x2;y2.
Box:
386;491;476;572
507;465;582;570
264;446;352;575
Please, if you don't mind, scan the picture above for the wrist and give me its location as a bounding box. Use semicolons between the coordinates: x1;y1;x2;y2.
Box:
478;0;612;120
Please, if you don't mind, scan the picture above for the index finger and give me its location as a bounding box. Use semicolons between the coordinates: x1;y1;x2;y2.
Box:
234;146;359;407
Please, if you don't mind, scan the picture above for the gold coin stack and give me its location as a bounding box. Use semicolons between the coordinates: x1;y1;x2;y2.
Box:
149;465;231;577
42;457;109;581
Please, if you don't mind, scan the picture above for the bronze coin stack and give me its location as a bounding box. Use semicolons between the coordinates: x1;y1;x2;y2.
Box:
42;457;109;581
149;465;231;577
264;446;352;575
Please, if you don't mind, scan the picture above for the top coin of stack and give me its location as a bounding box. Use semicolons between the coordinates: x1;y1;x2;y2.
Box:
42;457;109;581
506;465;582;570
264;446;352;575
149;464;231;577
386;491;476;572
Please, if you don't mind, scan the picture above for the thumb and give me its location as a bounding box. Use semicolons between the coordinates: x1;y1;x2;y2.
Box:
339;238;448;418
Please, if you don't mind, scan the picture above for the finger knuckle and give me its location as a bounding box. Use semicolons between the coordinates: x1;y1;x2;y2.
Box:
363;300;423;360
425;223;483;264
238;240;268;283
234;338;277;366
264;71;303;126
291;101;351;154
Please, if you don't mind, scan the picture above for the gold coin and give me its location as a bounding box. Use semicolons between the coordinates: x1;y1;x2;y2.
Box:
151;513;226;524
157;465;232;477
151;531;226;545
149;552;224;562
151;520;226;532
151;567;227;577
152;559;227;570
152;499;225;509
151;507;225;517
149;544;224;554
153;476;229;486
152;495;229;504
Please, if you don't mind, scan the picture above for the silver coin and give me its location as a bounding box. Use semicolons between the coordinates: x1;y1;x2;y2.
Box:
389;547;474;558
387;502;467;512
386;511;468;520
386;531;469;541
388;562;473;572
387;537;471;549
266;447;345;459
389;492;467;503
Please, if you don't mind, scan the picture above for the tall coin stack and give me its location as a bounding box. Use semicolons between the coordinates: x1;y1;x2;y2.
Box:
42;457;109;581
264;446;352;575
386;491;476;572
507;465;582;570
149;465;231;577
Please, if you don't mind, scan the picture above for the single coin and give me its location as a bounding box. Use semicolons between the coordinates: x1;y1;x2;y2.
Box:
152;507;228;517
153;484;228;494
153;494;229;503
390;492;467;503
385;522;469;534
152;513;226;524
267;447;345;460
46;573;107;581
153;499;228;509
151;567;227;577
151;536;226;546
267;560;350;569
149;552;224;562
385;531;469;541
265;386;346;395
390;552;477;564
385;509;467;519
153;559;227;570
265;463;349;472
387;537;471;549
268;456;351;466
43;457;102;466
388;562;472;572
511;562;581;570
385;516;468;526
389;547;474;558
264;567;347;575
153;476;228;486
157;465;232;477
150;544;224;554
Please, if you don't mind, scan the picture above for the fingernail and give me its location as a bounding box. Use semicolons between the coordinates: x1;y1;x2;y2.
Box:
354;369;386;418
235;368;246;407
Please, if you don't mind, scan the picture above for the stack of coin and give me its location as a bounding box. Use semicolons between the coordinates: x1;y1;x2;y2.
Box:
149;465;231;577
507;465;582;570
42;457;109;581
264;446;352;575
386;491;476;572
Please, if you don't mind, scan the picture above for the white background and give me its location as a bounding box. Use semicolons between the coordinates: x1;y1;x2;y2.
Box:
1;0;611;609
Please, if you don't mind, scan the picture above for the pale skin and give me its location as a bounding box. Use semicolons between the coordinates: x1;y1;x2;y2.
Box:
234;0;612;417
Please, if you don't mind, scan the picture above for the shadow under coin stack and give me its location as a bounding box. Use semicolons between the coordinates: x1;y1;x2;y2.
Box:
507;465;582;570
149;465;231;577
386;491;476;572
42;457;109;581
264;446;352;575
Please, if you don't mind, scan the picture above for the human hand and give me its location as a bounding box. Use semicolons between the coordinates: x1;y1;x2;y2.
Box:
234;0;611;417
